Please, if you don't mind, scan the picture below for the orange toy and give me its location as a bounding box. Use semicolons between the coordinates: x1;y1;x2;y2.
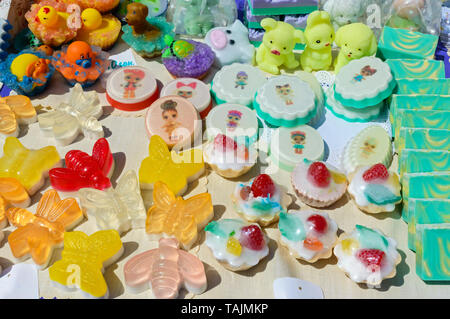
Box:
6;189;84;269
52;40;109;87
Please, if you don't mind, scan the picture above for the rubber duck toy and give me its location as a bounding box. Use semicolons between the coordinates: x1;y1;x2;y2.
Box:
62;0;120;13
25;0;81;47
0;50;54;96
52;40;109;87
76;8;121;50
161;35;215;79
121;2;174;58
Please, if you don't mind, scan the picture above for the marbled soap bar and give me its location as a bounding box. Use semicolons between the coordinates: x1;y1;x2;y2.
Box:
393;110;450;146
386;60;445;80
408;199;450;251
389;95;450;135
416;223;450;281
248;0;318;15
396;128;450;156
396;78;450;95
398;149;450;178
378;27;439;60
401;173;450;223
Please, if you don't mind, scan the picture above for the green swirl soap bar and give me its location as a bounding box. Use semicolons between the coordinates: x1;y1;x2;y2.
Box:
387;59;445;80
396;78;450;95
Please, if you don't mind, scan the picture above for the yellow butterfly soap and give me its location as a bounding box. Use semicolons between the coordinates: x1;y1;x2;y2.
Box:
0;137;61;195
6;189;84;268
48;229;124;299
139;135;205;196
0;95;36;137
146;181;214;250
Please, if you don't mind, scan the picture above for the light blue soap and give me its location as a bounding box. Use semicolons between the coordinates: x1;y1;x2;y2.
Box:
396;78;450;95
364;184;402;206
396;128;450;156
416;224;450;281
278;212;306;242
408;199;450;251
355;225;389;253
402;173;450;223
398;149;450;178
205;219;246;238
386;59;445;80
378;27;439;60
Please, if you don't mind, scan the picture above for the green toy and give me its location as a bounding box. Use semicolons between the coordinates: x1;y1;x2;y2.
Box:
300;11;335;72
162;35;194;58
255;18;305;75
334;23;377;74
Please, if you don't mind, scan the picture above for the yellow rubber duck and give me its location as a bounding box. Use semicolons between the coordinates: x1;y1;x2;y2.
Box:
76;8;121;50
36;5;69;28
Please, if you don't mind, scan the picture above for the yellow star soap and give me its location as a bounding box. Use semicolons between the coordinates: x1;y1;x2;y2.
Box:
146;181;213;250
139;135;204;196
6;189;84;268
0;137;61;195
48;229;124;299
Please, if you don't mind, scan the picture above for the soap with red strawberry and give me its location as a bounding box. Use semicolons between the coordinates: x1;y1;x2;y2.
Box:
205;219;269;271
334;225;400;286
291;159;348;208
348;163;402;214
232;173;287;226
278;211;338;263
203;134;257;178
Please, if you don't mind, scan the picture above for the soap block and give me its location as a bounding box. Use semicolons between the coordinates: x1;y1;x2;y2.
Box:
389;95;450;135
393;109;450;146
378;27;439;60
244;1;279;29
396;128;450;157
435;41;450;78
396;78;450;95
398;149;450;178
408;199;450;251
402;173;450;223
386;59;445;80
416;223;450;281
247;0;318;15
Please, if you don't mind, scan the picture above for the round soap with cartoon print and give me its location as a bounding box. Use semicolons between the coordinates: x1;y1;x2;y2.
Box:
160;77;212;118
254;75;317;128
270;125;324;172
211;63;267;107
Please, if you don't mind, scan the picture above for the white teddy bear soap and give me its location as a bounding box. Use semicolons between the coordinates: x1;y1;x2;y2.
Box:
205;20;255;67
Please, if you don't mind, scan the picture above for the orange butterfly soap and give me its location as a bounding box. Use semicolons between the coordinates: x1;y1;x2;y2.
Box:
6;189;84;268
0;137;61;195
0;177;31;229
0;95;36;137
139;135;205;196
146;181;213;250
124;238;207;299
48;229;123;299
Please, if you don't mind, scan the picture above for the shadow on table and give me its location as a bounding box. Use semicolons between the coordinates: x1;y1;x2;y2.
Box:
236;236;277;278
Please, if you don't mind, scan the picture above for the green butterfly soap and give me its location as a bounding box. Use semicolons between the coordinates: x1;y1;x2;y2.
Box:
378;27;439;60
408;199;450;251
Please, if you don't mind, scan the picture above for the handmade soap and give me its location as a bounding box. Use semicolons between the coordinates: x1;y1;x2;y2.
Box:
378;26;438;60
146;181;213;250
398;150;450;179
38;83;103;146
48;229;124;298
396;128;450;157
416;224;450;281
79;170;146;234
0;177;30;213
124;238;207;298
0;137;61;195
0;95;36;138
386;59;445;80
395;78;450;95
6;189;84;268
139;135;204;196
408;199;450;251
49;138;114;192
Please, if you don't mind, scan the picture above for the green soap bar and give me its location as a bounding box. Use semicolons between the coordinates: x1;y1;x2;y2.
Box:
246;0;317;15
416;223;450;281
408;199;450;251
396;128;450;157
378;27;438;60
399;149;450;178
389;95;450;136
402;172;450;223
386;59;445;80
393;110;450;145
396;78;450;95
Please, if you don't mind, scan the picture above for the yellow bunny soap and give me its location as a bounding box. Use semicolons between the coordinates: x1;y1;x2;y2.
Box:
300;11;335;72
334;23;377;74
256;18;305;75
